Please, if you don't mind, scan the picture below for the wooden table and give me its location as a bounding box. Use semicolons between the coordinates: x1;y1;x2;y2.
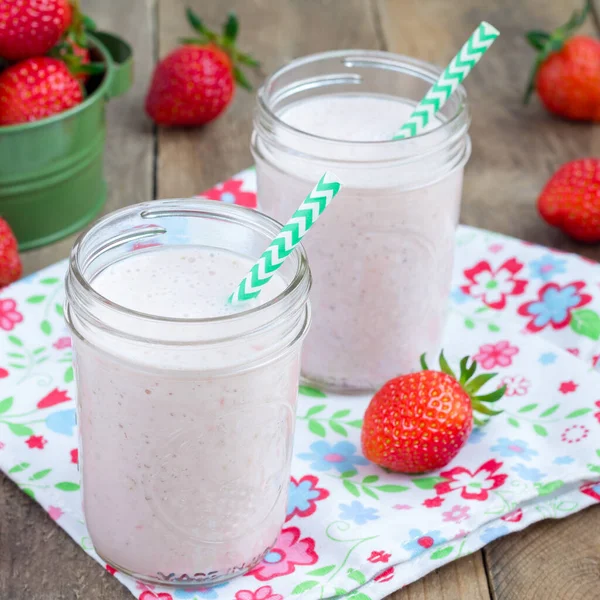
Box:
1;0;599;598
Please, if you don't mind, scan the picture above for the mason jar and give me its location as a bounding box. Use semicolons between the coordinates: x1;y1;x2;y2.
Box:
252;50;471;393
64;199;311;586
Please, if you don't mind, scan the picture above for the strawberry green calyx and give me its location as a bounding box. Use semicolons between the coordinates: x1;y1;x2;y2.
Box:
181;8;260;91
524;0;591;104
420;351;506;427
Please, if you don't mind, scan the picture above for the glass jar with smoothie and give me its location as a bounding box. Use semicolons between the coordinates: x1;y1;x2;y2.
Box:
64;200;311;585
252;50;471;393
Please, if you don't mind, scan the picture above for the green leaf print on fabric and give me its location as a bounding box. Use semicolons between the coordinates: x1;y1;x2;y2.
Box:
40;320;52;336
412;476;446;490
299;405;363;438
7;423;33;436
534;480;564;496
8;462;30;474
291;580;319;594
430;546;454;560
306;565;336;576
565;408;592;418
335;472;409;500
30;469;52;481
347;568;366;585
55;482;80;491
40;277;60;285
26;295;46;304
299;385;327;398
8;335;23;346
0;396;14;414
570;308;600;340
64;366;74;383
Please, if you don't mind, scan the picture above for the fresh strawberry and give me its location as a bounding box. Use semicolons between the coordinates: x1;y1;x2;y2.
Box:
524;1;600;121
145;9;259;126
0;56;82;125
50;1;103;82
361;353;505;474
0;218;22;287
537;158;600;243
0;0;72;61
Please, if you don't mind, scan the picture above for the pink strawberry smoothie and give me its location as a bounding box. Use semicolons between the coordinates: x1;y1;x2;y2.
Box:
75;246;300;584
254;92;467;391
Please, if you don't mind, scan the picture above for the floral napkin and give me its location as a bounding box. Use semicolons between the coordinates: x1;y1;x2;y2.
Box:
0;168;599;600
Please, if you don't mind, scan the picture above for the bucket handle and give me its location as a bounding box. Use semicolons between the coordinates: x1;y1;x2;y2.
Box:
92;31;134;99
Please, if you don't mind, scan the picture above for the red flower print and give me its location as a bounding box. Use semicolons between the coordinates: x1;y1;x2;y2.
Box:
53;336;72;350
488;243;503;253
422;496;444;508
25;435;47;449
580;481;600;502
0;298;23;331
246;527;317;581
593;355;600;368
561;425;589;444
202;179;257;208
473;341;519;370
48;506;63;521
0;367;8;379
286;475;329;522
374;566;395;583
367;550;391;563
594;401;600;424
517;281;591;333
139;593;172;600
566;348;580;357
0;441;4;450
461;258;527;309
105;564;117;575
70;448;78;465
37;388;71;408
501;508;523;523
559;381;578;394
235;585;283;600
498;375;530;397
436;459;507;502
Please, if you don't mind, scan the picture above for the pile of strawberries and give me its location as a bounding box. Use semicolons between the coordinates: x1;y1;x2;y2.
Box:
0;0;103;126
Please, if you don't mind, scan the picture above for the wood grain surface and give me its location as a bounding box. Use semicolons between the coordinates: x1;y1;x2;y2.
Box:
1;0;599;599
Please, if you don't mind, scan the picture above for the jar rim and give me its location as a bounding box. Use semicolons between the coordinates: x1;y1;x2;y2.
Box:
68;199;311;327
257;49;469;148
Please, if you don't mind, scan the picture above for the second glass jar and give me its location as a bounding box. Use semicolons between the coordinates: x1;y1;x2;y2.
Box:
252;50;471;393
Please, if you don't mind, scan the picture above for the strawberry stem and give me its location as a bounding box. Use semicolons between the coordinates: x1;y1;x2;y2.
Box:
524;0;591;104
182;7;260;91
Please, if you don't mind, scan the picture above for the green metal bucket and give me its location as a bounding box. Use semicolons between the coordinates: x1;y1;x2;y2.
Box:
0;32;133;250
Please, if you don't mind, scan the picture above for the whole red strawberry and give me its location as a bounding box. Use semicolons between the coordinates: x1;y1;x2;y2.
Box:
0;56;82;125
145;9;259;126
524;1;600;121
538;158;600;243
0;0;72;61
0;218;22;287
361;353;505;473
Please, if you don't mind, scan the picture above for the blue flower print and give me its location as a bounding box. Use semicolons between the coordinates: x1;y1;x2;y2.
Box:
450;288;472;305
339;500;379;525
539;352;557;365
479;525;510;544
297;441;368;474
468;428;487;445
518;282;589;332
403;529;446;558
490;438;538;462
287;476;325;519
553;455;575;465
529;254;567;282
512;464;547;482
174;582;228;599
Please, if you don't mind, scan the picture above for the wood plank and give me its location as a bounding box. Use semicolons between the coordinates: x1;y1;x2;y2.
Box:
156;0;383;199
388;555;491;600
485;507;600;599
0;0;155;598
383;0;600;598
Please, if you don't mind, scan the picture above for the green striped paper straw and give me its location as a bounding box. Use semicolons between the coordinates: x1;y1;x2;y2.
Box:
228;171;341;304
393;21;499;140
